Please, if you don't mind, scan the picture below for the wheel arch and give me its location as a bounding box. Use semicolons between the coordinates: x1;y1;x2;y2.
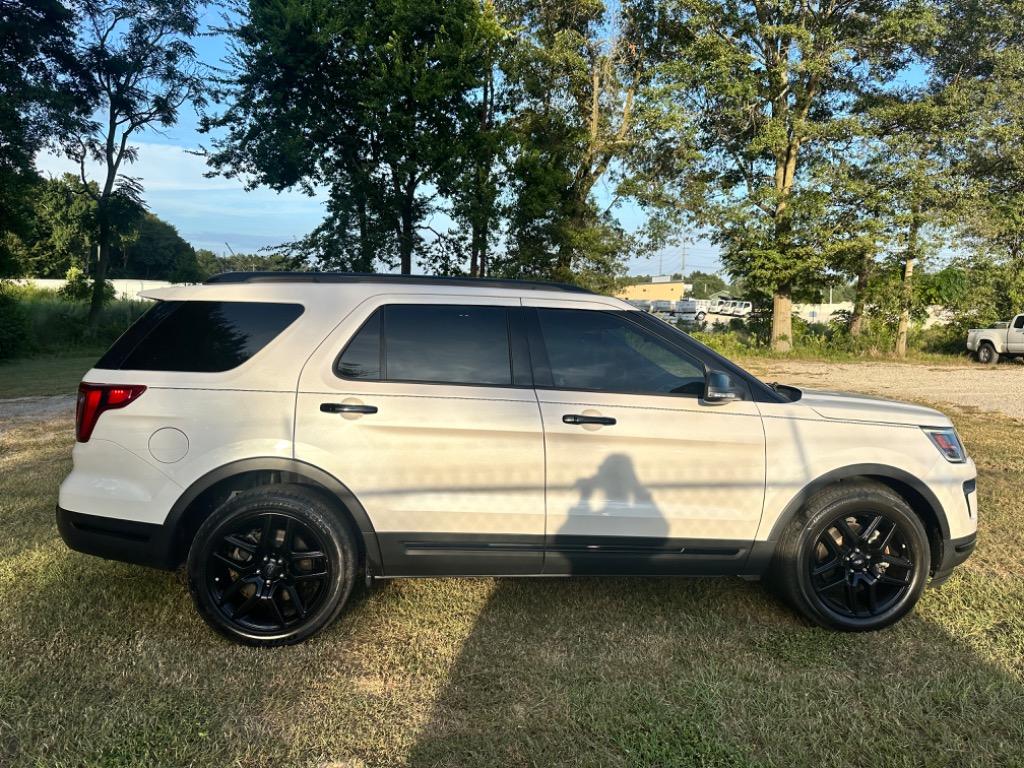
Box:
746;463;948;575
164;458;382;573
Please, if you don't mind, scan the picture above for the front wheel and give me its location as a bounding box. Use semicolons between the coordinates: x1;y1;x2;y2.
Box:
772;480;930;631
187;484;357;646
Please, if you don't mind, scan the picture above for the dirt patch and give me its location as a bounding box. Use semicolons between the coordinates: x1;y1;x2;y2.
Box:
743;359;1024;421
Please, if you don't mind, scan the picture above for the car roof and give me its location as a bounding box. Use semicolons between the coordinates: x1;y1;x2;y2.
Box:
139;272;632;310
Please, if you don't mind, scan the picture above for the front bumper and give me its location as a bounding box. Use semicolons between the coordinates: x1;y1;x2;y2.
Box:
931;531;977;586
56;506;177;569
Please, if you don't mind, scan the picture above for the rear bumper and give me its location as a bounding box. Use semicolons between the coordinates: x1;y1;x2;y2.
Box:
56;506;177;570
931;532;977;586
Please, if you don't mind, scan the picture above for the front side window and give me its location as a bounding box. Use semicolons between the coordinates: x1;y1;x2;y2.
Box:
535;309;705;397
336;304;513;386
96;300;304;372
1014;315;1024;329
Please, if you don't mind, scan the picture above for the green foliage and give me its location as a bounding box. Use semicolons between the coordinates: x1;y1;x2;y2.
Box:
0;285;146;359
0;285;32;360
115;214;200;282
58;266;114;304
686;271;728;299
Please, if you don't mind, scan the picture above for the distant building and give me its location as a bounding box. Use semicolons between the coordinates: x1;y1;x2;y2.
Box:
615;280;692;302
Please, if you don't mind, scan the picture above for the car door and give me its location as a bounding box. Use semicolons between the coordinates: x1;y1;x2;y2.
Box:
294;296;545;576
1008;315;1024;353
524;303;767;574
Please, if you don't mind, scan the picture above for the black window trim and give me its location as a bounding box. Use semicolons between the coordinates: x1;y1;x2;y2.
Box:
333;303;534;390
525;307;713;400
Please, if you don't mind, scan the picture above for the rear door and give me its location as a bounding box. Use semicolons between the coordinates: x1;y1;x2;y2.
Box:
294;296;546;576
524;304;767;574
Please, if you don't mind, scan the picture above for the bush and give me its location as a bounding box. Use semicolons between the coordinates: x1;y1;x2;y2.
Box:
0;285;147;360
0;286;32;360
58;266;115;304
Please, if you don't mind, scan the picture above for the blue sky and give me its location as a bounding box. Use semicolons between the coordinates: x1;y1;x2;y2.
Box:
36;8;722;276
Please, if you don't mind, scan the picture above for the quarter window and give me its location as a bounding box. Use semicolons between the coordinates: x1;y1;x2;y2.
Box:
535;309;705;396
95;300;304;372
336;305;513;386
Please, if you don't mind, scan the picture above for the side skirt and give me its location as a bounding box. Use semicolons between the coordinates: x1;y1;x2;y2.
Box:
378;532;758;577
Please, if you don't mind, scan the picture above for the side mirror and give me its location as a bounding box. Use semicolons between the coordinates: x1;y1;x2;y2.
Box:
704;370;740;405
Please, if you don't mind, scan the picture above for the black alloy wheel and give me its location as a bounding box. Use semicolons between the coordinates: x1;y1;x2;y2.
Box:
206;512;332;633
808;512;914;619
188;485;357;646
774;479;930;631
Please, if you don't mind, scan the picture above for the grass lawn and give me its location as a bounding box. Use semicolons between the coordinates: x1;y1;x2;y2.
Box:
1;409;1022;767
0;351;103;399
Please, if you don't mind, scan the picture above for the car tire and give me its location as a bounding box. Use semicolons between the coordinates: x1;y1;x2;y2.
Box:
772;479;930;631
977;343;999;365
187;484;358;646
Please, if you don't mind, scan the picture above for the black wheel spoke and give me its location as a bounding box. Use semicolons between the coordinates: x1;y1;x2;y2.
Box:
268;588;288;628
291;550;326;562
835;517;858;547
213;551;255;573
219;575;252;604
224;534;257;553
861;516;883;543
879;571;911;586
285;585;307;618
260;514;275;548
292;570;329;582
232;591;260;620
812;557;841;577
882;554;913;569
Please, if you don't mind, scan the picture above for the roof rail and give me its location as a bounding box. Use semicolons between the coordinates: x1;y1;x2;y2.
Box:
204;271;594;294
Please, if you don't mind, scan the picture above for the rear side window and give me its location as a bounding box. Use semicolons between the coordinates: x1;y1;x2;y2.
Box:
96;301;304;372
336;304;512;386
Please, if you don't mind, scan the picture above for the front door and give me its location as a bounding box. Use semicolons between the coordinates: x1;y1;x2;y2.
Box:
525;305;767;574
1008;315;1024;353
295;298;545;576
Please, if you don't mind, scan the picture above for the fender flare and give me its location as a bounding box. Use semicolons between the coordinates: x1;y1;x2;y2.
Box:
164;457;383;572
744;463;949;575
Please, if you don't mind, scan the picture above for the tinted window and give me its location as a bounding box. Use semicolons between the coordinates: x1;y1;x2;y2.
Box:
95;301;303;372
1015;315;1024;329
385;305;512;385
336;311;381;379
536;309;705;396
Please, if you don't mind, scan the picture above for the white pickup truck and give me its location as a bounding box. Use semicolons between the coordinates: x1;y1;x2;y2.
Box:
966;314;1024;364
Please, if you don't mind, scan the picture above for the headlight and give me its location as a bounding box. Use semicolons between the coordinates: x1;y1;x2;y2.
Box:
923;427;967;463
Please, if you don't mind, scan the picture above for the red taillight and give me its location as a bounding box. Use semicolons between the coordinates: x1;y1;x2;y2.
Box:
76;383;146;442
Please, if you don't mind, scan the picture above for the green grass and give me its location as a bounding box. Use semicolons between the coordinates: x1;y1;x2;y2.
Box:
1;409;1022;767
0;350;102;398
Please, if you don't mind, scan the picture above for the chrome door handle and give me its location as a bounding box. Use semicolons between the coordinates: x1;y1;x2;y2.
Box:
562;414;616;426
320;403;378;414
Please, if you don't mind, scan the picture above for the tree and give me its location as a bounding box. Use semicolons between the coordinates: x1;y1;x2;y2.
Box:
206;0;494;275
0;0;86;275
492;0;651;290
639;0;932;350
67;0;204;325
685;270;726;299
116;213;199;281
9;173;143;278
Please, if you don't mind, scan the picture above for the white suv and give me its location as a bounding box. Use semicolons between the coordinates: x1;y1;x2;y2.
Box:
58;273;978;645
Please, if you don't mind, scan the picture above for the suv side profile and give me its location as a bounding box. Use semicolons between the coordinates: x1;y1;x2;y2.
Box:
58;273;978;645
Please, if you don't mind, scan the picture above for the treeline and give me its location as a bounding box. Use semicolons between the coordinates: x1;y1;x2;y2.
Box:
4;172;296;282
2;0;1024;353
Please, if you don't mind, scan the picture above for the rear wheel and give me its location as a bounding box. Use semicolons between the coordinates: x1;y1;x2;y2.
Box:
187;485;357;646
977;342;999;365
773;480;930;631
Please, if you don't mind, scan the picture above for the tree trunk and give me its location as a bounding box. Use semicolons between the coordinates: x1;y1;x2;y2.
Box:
895;212;922;357
771;286;793;352
850;253;870;337
399;202;414;275
895;215;920;358
87;212;110;329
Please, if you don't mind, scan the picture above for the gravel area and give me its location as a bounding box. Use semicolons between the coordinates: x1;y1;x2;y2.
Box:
745;359;1024;421
0;395;75;430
